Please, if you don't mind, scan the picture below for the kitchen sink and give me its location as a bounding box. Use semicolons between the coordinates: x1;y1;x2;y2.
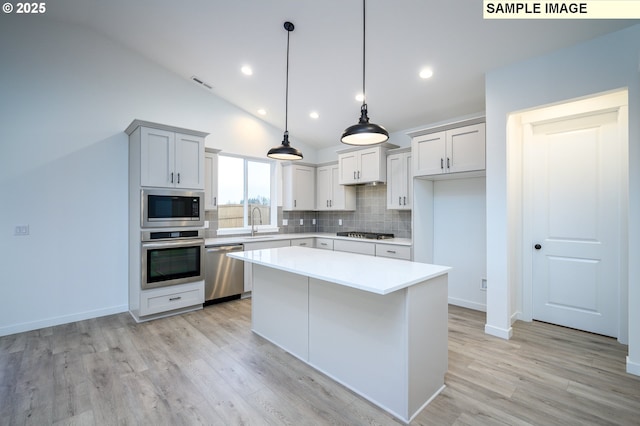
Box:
246;235;278;240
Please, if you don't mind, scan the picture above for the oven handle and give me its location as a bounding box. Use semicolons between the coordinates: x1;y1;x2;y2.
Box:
141;238;204;249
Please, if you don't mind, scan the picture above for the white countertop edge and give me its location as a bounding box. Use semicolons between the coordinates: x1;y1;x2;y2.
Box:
206;232;412;247
228;247;451;295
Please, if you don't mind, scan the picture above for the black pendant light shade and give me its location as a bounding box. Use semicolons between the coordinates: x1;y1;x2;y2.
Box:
267;131;303;160
341;0;388;146
341;104;389;145
268;21;303;160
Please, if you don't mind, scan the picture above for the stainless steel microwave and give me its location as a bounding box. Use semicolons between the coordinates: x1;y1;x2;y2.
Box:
141;188;204;228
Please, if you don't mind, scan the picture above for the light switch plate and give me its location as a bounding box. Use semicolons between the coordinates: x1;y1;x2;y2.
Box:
282;219;288;226
300;218;304;225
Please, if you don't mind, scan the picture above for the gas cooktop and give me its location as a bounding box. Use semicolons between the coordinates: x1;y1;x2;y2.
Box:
336;232;395;240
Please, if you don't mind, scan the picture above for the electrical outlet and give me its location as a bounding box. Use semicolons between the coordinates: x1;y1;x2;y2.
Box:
338;219;342;226
14;225;29;236
282;219;288;226
300;218;304;225
312;218;316;225
481;278;487;291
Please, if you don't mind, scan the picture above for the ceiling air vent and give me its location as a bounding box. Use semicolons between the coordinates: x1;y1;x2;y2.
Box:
191;75;213;90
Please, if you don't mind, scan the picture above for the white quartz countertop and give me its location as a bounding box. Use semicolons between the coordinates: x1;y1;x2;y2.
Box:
205;232;411;247
228;246;450;295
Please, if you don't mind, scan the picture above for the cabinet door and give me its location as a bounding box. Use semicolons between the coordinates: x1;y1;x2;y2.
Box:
387;153;405;209
412;131;446;177
446;123;485;174
404;153;412;209
204;151;218;210
316;166;332;210
358;147;383;183
338;152;359;184
174;133;205;189
140;127;174;187
285;165;315;210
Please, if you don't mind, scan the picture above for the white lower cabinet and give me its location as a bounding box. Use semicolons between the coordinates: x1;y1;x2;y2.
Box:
333;239;376;256
375;244;411;260
243;239;291;292
291;238;314;247
314;238;334;250
138;281;204;317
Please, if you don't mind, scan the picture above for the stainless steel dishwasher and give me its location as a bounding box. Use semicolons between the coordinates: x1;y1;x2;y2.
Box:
204;244;244;304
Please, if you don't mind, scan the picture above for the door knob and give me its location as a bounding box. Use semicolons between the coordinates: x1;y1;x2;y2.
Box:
534;244;542;250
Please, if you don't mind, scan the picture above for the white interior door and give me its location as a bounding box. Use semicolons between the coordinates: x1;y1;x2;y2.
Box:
527;109;621;337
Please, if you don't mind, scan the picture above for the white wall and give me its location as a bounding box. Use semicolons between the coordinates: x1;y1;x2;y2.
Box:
485;24;640;374
0;17;316;336
433;178;486;311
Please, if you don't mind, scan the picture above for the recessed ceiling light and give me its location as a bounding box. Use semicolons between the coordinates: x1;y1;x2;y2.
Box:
257;108;267;115
419;68;434;79
309;111;319;119
241;65;253;76
355;93;365;102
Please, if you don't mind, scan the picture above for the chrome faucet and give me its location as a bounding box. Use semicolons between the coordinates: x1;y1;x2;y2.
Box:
251;206;263;237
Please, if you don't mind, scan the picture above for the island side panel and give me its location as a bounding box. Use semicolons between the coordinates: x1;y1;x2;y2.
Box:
251;264;309;360
407;274;448;419
308;278;409;420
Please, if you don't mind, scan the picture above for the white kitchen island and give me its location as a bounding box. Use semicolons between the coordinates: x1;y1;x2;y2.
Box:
227;246;451;423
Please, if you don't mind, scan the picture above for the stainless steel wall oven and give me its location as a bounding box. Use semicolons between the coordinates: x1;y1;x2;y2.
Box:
141;230;204;289
141;188;204;228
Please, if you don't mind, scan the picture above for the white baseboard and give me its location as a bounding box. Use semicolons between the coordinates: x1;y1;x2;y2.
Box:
448;297;486;312
627;356;640;377
0;304;128;337
484;323;513;340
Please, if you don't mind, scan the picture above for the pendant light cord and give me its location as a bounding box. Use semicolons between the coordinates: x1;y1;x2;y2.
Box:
362;0;366;108
285;26;290;132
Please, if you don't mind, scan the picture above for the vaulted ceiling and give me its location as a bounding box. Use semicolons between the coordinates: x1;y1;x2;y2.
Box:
46;0;636;148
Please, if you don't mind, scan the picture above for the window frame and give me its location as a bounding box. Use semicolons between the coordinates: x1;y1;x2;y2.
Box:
216;153;278;236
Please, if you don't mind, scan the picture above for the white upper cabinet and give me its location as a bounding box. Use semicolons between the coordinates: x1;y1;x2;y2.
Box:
283;164;315;211
412;123;485;178
386;150;412;210
204;148;220;210
316;163;356;211
338;146;391;185
128;120;207;190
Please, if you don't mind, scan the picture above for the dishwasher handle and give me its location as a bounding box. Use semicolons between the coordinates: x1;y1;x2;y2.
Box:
206;245;244;253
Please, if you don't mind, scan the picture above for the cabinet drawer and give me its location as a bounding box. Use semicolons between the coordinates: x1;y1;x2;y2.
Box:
333;239;375;255
375;244;411;260
140;281;204;316
315;238;334;250
291;238;314;248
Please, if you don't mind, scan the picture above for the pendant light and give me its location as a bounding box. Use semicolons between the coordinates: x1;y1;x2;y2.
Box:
341;0;389;146
268;21;304;160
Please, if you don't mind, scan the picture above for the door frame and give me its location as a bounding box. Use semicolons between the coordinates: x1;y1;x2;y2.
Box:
507;89;629;343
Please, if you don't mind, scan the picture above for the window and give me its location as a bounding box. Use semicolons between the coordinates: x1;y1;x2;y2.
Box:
217;155;276;233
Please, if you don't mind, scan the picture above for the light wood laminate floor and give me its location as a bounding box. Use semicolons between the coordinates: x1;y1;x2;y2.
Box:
1;300;638;425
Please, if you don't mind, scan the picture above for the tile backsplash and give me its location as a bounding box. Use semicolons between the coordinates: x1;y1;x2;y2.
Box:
204;184;411;239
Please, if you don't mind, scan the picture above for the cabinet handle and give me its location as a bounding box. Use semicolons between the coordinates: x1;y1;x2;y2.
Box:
403;196;406;205
357;170;360;179
327;200;329;207
399;196;402;206
354;171;356;180
387;250;397;254
169;296;182;301
447;158;450;169
300;243;307;246
321;242;327;246
171;172;174;183
177;173;180;184
440;158;444;170
330;200;332;207
214;196;217;206
294;200;297;208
